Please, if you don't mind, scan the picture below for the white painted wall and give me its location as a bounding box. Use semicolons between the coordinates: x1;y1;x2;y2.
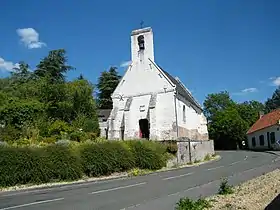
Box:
247;125;280;150
154;91;176;140
176;97;208;139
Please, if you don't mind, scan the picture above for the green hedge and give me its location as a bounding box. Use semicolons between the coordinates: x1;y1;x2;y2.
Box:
126;140;167;170
80;141;135;177
0;145;83;187
0;140;168;188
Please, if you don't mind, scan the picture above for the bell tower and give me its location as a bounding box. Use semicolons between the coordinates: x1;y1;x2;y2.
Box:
131;27;154;63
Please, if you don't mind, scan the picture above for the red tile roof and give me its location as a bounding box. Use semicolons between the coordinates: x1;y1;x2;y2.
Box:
247;109;280;134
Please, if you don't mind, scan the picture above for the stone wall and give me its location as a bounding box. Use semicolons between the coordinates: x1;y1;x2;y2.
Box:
176;139;214;164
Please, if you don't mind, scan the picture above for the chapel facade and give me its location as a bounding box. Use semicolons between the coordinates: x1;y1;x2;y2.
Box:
105;27;209;141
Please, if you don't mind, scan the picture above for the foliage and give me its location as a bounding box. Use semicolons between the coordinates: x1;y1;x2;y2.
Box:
209;107;249;149
265;87;280;113
0;145;83;187
163;141;178;155
80;141;135;177
0;49;99;143
96;67;121;109
237;100;264;127
126;140;167;170
175;197;212;210
218;178;234;195
203;91;235;122
203;91;265;150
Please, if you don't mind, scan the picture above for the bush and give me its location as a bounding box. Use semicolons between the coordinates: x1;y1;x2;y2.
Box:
0;145;83;187
126;140;167;170
164;141;178;154
80;141;135;177
218;178;234;195
70;131;87;142
48;120;73;136
175;197;212;210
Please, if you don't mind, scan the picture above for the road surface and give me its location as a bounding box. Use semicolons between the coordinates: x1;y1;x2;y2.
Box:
1;150;280;210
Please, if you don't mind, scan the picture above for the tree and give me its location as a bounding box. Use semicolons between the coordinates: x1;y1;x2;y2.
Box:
203;91;236;121
209;107;248;150
237;100;264;127
265;87;280;113
34;49;74;83
96;67;121;109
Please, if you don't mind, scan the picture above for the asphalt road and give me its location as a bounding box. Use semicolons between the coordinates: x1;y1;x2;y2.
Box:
1;150;280;210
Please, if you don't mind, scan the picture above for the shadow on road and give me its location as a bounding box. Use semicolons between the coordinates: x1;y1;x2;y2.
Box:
265;193;280;210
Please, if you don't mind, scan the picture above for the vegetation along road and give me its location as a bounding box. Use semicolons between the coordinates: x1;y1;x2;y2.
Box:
0;150;279;210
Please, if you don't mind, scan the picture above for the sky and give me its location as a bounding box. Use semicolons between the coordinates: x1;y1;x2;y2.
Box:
0;0;280;105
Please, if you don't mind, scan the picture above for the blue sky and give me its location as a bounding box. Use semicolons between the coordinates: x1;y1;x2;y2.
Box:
0;0;279;104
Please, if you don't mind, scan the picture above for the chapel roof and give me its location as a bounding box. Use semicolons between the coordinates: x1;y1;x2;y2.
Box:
247;108;280;134
159;68;203;111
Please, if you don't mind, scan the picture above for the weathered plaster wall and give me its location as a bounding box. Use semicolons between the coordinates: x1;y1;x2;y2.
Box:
176;97;209;140
99;122;108;138
124;94;151;139
176;140;214;164
154;91;176;140
247;125;280;150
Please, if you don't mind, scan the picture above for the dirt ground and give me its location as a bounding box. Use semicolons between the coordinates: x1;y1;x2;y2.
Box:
207;169;280;210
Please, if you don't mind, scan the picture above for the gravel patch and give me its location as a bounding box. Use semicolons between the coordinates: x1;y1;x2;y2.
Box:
208;169;280;210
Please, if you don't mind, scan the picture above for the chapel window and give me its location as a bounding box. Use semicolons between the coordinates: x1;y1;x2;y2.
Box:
183;105;186;123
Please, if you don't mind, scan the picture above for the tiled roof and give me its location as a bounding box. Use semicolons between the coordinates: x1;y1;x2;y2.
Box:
247;109;280;134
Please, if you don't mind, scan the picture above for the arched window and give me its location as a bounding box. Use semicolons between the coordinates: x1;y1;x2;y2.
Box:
183;105;186;123
138;35;145;50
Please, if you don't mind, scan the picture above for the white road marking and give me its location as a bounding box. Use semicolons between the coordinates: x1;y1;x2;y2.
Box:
0;198;64;210
162;172;194;181
89;182;146;195
230;161;241;165
207;166;224;171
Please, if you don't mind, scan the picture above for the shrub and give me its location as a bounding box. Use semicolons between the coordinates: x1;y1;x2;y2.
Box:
126;140;167;170
48;120;73;136
0;145;82;187
175;197;212;210
80;141;135;177
70;131;87;142
218;178;234;195
164;141;178;155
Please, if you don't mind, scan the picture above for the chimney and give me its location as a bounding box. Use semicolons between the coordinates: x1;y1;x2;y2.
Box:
259;111;264;119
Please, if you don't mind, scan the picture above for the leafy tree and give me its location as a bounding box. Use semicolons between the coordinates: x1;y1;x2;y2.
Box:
237;100;264;127
96;67;121;109
265;87;280;113
203;91;235;121
209;107;248;150
0;49;100;142
34;49;74;83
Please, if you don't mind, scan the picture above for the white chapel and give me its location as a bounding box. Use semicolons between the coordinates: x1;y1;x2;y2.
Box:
106;27;209;141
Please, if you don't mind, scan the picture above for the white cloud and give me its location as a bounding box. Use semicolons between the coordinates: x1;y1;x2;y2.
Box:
241;87;258;93
0;57;19;72
232;87;258;96
120;60;131;67
270;76;280;86
16;28;46;49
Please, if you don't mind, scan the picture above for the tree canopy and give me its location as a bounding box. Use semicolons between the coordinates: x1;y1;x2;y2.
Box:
203;92;264;149
265;87;280;113
96;67;121;109
0;49;99;143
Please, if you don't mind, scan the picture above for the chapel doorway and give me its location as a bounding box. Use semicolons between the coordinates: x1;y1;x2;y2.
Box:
139;119;150;139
